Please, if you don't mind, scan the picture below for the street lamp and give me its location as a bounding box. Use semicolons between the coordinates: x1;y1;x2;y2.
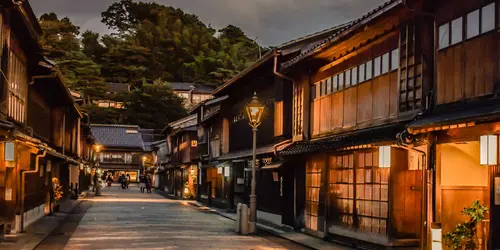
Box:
245;92;265;233
93;144;102;196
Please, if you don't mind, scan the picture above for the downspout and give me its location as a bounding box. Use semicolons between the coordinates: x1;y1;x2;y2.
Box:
62;113;65;156
20;149;46;232
396;131;430;250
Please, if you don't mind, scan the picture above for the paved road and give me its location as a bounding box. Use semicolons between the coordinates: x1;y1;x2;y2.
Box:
37;185;309;250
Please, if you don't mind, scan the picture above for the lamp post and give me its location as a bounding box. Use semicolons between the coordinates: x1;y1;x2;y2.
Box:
245;92;265;233
93;144;102;196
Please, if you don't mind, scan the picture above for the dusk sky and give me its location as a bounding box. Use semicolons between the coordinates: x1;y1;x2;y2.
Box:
30;0;388;46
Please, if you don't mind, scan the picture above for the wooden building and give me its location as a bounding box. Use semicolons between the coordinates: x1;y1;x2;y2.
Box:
278;0;435;248
398;0;500;249
89;124;147;182
0;0;87;234
162;115;199;199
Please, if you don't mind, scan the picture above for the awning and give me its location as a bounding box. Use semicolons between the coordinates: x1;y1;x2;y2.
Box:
14;131;81;165
280;122;406;156
216;161;231;168
218;145;275;161
260;161;284;170
407;104;500;135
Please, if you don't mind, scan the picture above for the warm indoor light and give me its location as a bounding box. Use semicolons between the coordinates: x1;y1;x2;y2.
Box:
245;92;265;128
93;144;102;153
378;146;391;168
480;135;497;165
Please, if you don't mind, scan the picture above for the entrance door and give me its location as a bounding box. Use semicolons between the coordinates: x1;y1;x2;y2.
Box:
305;157;323;231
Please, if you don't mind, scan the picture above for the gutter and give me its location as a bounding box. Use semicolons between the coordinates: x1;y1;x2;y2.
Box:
19;148;46;232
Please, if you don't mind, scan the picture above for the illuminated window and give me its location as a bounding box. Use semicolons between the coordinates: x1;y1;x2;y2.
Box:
382;53;390;74
391;49;399;71
358;64;365;82
345;69;351;88
365;60;373;80
351;67;358;85
8;50;27;123
373;56;381;77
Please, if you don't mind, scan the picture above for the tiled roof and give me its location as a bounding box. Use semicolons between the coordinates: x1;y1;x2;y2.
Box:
280;123;405;156
169;82;214;94
107;82;130;93
90;124;144;150
281;0;402;69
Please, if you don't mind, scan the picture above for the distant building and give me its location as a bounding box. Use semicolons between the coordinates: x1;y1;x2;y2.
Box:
95;82;129;108
90;124;149;182
169;82;213;109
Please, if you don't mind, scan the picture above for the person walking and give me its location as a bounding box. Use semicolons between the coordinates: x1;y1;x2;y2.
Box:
126;174;131;189
92;173;99;192
139;174;146;193
145;175;153;194
120;174;127;190
106;175;113;188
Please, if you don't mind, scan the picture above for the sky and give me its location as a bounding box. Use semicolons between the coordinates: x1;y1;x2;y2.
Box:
30;0;388;46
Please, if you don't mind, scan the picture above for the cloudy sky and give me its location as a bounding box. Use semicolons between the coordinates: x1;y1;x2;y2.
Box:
31;0;387;46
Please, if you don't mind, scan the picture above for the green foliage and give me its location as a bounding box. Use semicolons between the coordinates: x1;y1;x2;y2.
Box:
39;14;107;104
119;80;188;129
40;1;263;128
443;200;489;250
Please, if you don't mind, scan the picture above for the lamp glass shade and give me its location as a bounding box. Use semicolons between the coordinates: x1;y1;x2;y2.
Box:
378;146;391;168
480;135;497;165
245;93;265;127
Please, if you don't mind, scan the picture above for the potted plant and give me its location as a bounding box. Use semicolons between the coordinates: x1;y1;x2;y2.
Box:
51;177;64;213
443;200;488;250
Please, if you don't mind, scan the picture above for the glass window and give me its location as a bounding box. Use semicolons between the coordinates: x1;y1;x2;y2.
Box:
366;60;372;80
451;17;463;45
438;23;450;49
311;84;316;100
359;64;365;82
345;70;351;87
351;67;358;85
320;81;324;96
326;78;331;94
338;72;344;90
374;56;381;77
332;75;338;92
467;9;480;39
382;53;390;74
391;49;399;71
482;3;496;33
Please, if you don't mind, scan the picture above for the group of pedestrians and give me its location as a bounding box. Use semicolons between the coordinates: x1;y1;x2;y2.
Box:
139;174;153;193
94;172;152;193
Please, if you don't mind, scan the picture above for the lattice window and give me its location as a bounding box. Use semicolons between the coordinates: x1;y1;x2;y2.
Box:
327;150;390;235
293;82;303;137
8;50;27;123
305;159;322;230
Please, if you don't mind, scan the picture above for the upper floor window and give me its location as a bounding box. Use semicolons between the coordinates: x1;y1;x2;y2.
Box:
8;51;27;123
313;48;399;99
438;2;497;50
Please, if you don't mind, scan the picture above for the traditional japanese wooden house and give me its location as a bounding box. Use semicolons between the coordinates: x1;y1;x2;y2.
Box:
0;0;85;234
398;0;500;249
278;0;435;248
162;114;199;199
90;124;147;182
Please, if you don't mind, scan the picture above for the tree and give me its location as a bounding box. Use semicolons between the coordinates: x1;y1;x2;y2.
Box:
119;80;187;129
82;30;107;63
39;13;107;104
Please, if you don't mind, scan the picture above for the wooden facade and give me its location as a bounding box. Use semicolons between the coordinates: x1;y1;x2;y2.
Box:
0;1;88;235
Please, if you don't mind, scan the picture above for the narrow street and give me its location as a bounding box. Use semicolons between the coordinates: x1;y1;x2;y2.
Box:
36;185;309;250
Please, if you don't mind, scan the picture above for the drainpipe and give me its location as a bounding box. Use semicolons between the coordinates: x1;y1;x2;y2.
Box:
396;132;430;250
273;52;293;83
62;113;65;156
19;149;46;232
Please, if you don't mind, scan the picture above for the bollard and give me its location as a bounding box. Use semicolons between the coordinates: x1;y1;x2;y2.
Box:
235;203;242;233
240;204;249;235
95;180;102;196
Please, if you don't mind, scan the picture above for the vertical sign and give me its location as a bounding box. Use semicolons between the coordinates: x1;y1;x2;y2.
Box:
5;188;12;201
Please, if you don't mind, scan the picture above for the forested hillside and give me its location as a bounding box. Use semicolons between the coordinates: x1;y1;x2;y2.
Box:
39;0;264;129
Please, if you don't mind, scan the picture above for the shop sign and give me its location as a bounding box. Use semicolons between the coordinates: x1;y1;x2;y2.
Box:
224;167;230;177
